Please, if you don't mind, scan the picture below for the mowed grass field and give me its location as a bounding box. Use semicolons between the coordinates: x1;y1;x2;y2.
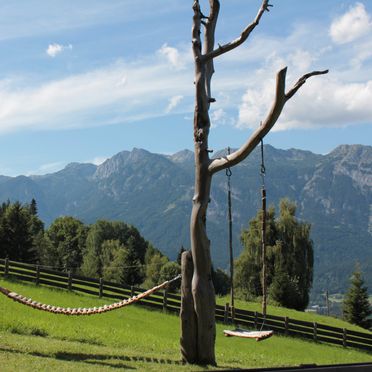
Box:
0;278;371;371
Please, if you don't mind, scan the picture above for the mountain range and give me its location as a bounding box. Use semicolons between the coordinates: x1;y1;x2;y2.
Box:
0;144;371;299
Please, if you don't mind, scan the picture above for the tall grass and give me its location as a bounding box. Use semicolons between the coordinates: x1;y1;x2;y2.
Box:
1;278;371;371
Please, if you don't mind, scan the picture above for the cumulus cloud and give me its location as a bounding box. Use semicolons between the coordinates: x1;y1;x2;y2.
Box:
158;43;186;70
165;95;183;113
330;3;372;44
235;6;372;132
238;76;372;131
46;43;72;57
210;108;235;128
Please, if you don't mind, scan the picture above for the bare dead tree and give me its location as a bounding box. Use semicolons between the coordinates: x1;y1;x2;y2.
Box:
180;0;328;365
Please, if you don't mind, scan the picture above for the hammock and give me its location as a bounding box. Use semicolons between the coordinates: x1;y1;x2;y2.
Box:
223;328;273;341
0;275;181;316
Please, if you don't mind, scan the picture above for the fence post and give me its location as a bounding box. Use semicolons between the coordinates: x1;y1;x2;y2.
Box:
163;288;168;312
254;311;258;329
35;264;40;285
99;278;103;298
130;285;135;298
342;328;347;347
68;270;72;291
4;257;9;277
224;303;229;324
313;322;318;341
230;305;236;325
284;316;289;335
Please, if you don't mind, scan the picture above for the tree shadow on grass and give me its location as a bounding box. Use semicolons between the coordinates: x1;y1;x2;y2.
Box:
0;346;184;370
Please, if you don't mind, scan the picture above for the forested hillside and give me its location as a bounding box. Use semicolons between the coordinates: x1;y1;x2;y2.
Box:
0;144;370;298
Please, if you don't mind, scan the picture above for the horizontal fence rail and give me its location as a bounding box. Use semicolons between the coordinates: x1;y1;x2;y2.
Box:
0;258;371;352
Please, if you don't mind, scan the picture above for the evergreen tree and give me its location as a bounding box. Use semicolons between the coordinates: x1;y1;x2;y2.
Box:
1;201;34;261
343;267;372;330
0;200;45;262
211;267;230;296
177;246;187;265
27;199;45;260
29;198;38;216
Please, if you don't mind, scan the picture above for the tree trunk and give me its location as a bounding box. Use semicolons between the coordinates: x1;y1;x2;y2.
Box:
190;155;216;364
180;251;197;363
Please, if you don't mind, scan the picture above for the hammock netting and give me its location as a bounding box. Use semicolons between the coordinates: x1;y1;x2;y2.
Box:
0;275;181;316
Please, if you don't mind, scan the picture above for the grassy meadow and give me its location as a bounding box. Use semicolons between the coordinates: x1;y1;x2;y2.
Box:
0;278;371;371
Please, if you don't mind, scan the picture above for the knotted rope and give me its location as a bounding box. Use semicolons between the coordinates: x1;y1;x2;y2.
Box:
0;275;181;316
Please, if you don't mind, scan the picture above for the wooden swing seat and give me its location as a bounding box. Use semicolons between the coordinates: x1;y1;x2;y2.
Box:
223;328;273;341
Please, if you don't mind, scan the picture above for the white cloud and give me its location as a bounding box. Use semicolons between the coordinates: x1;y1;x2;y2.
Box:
0;56;191;134
46;43;72;58
330;3;372;44
158;43;186;70
289;50;315;72
210;108;235;128
350;38;372;69
283;78;372;129
238;75;372;131
165;95;183;113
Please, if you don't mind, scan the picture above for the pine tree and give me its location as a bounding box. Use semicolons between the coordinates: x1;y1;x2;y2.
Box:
1;201;34;261
343;268;372;330
29;198;38;216
177;246;187;265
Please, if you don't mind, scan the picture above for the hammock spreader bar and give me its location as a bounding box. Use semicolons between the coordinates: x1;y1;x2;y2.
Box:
0;275;181;316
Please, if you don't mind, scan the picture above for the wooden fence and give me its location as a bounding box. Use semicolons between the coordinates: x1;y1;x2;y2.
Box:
0;258;371;352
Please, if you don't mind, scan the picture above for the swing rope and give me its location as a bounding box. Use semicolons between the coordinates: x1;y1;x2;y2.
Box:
0;275;181;316
260;139;267;320
226;147;234;324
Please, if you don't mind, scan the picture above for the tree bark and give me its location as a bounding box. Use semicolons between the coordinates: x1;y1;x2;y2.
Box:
180;251;197;363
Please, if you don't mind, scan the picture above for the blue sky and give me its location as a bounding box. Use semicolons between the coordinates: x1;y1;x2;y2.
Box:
0;0;371;176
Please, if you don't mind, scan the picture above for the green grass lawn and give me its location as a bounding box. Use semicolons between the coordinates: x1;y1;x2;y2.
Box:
1;278;371;371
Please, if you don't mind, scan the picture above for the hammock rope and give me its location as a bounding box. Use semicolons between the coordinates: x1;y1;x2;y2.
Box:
0;275;181;316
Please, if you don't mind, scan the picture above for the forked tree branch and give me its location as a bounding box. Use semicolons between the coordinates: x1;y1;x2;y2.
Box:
203;0;272;61
208;67;329;174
